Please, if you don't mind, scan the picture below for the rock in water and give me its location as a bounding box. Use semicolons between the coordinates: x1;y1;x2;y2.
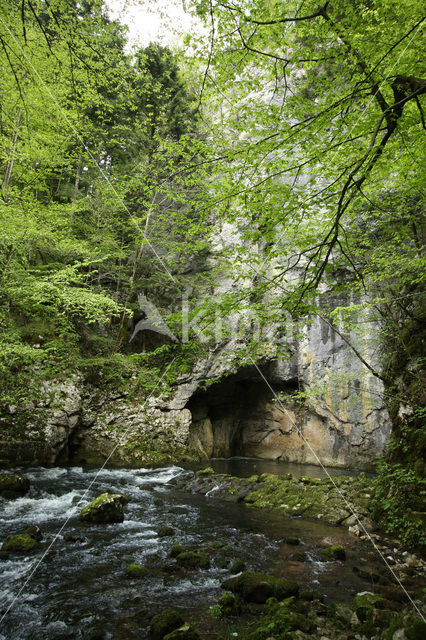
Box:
222;571;299;603
0;473;30;499
80;493;129;523
150;609;185;640
1;533;39;552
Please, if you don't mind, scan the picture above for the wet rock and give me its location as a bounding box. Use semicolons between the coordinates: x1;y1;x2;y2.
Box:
284;536;300;545
125;563;149;577
218;592;241;616
0;473;30;499
63;532;86;543
175;551;210;569
230;560;245;574
1;533;39;552
320;545;346;561
0;550;9;560
150;609;185;640
222;571;299;604
80;493;129;523
329;603;358;628
291;552;307;562
216;556;230;569
158;526;175;537
154;497;164;506
169;544;185;558
24;525;43;541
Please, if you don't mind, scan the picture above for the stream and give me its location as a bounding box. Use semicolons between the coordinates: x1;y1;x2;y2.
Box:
0;462;382;639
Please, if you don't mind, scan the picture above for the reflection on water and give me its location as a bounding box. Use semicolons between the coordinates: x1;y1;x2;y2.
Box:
187;456;373;478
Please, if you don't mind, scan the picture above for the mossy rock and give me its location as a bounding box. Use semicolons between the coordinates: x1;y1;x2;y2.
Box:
126;563;149;578
163;625;201;640
216;556;230;569
196;467;214;476
0;473;30;498
158;526;175;538
222;571;299;604
1;533;39;552
80;493;128;524
175;551;210;570
405;618;426;640
229;560;245;574
353;592;384;611
169;544;185;558
154;497;164;506
150;609;185;640
218;592;241;616
320;545;346;561
24;525;43;541
283;536;300;545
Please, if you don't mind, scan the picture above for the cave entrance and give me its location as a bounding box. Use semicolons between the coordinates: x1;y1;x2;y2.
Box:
186;367;300;460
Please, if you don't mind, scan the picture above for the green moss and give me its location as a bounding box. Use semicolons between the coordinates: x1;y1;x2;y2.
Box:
218;592;241;616
157;526;175;538
1;533;39;552
175;551;210;569
222;571;299;604
150;609;185;640
320;545;346;561
169;544;185;558
125;563;149;577
80;493;128;523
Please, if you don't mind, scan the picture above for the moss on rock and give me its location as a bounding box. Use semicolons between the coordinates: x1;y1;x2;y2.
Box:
125;563;149;577
320;545;346;561
222;571;299;604
175;551;210;570
1;533;39;552
218;592;241;616
150;609;185;640
157;526;175;538
0;473;30;498
80;493;128;524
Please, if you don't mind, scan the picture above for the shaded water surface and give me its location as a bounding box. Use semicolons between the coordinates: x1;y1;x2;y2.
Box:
1;465;375;639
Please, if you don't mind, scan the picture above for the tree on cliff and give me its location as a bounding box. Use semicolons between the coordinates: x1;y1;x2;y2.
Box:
186;0;425;546
185;0;424;297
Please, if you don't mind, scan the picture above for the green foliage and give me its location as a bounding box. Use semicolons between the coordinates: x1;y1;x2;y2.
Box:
371;459;426;549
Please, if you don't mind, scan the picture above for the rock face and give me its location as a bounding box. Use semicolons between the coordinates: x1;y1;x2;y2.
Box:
0;294;391;470
0;376;82;466
80;493;129;524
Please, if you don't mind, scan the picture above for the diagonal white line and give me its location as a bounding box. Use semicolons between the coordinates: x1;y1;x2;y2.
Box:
0;356;177;625
249;358;425;621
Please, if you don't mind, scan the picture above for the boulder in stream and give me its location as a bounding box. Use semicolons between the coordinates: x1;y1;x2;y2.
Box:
320;545;346;561
0;473;30;499
125;563;149;578
157;526;175;537
175;551;210;570
80;493;129;523
1;532;40;552
150;609;185;640
222;571;299;603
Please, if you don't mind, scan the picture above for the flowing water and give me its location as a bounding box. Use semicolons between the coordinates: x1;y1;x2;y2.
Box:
0;464;378;640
